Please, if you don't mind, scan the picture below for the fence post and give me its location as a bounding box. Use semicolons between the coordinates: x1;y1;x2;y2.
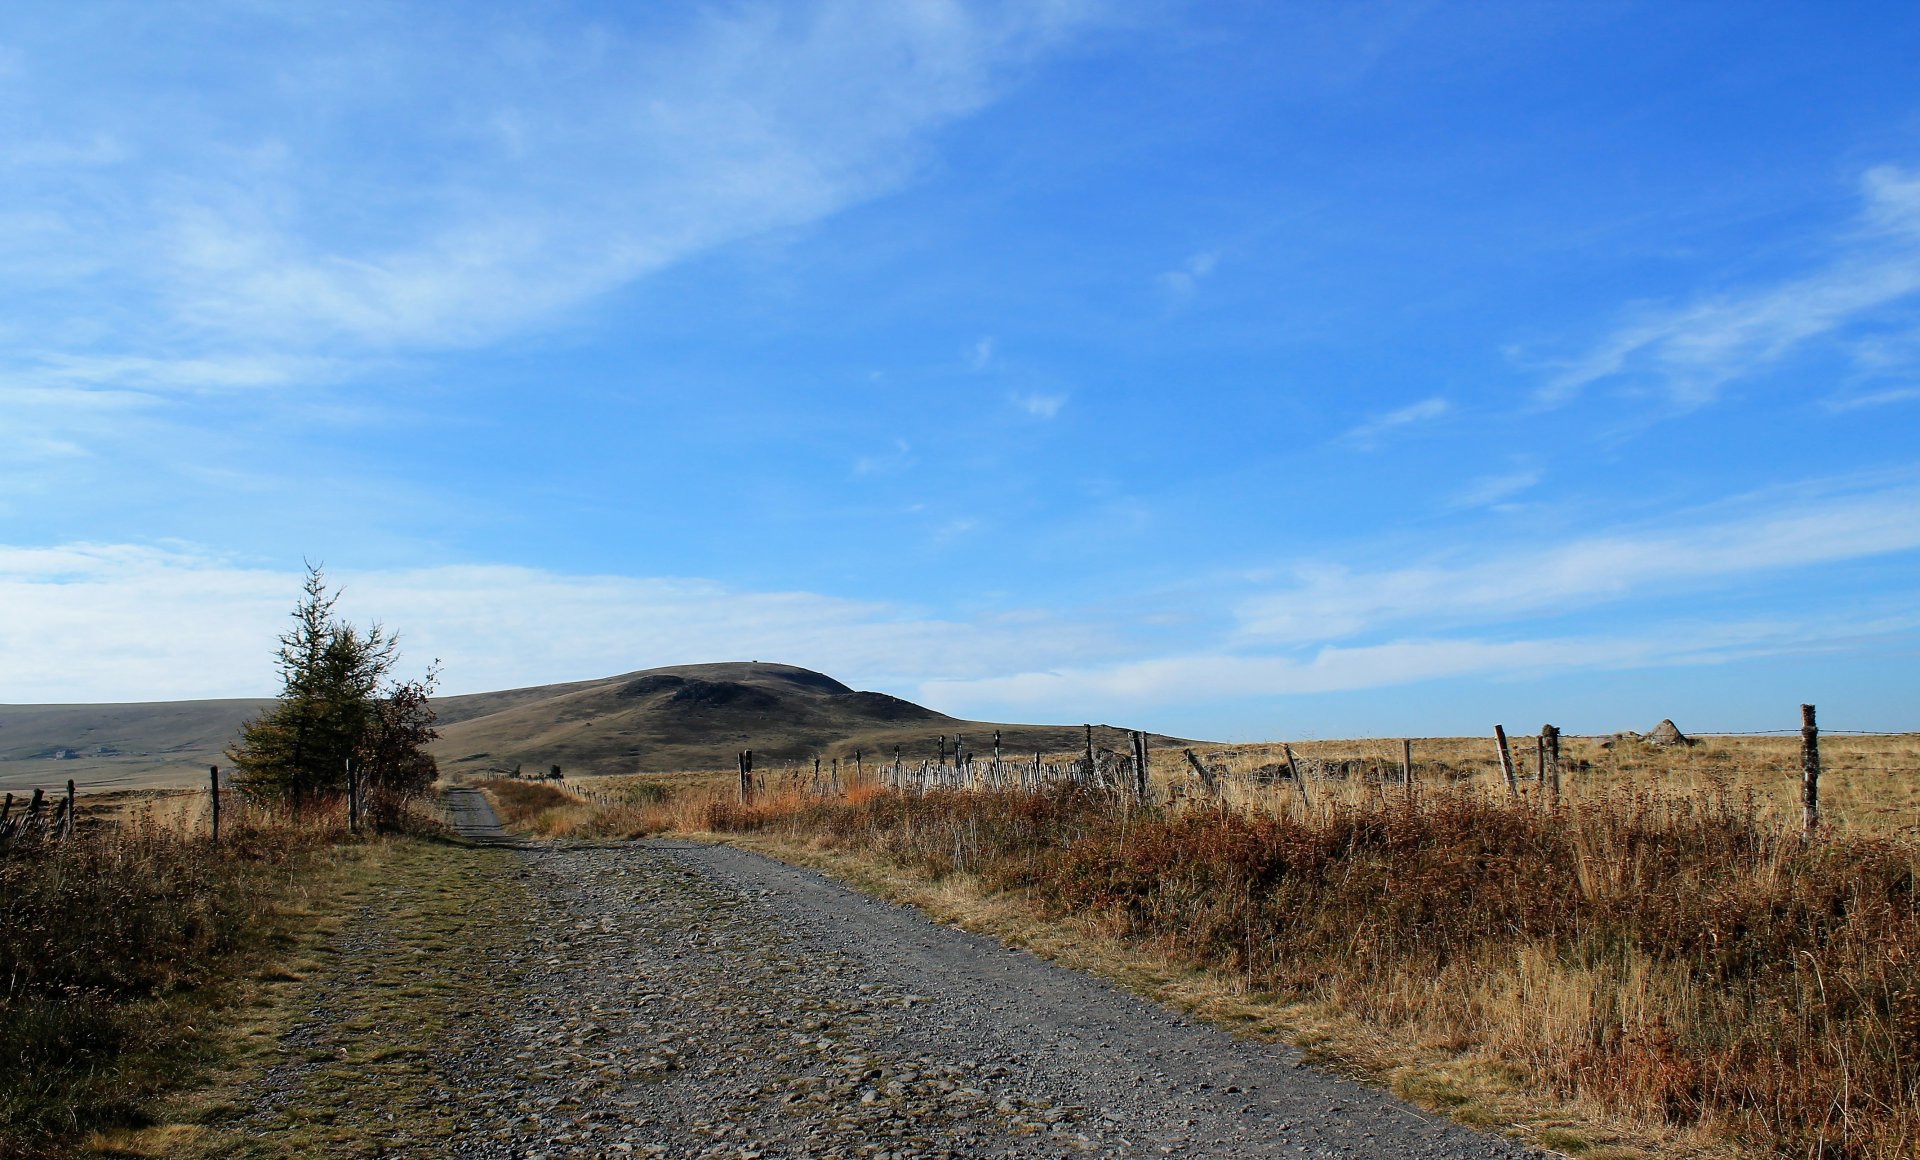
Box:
1542;725;1561;797
1129;731;1147;801
209;765;221;845
831;757;840;796
1083;724;1095;784
1801;704;1820;839
1401;739;1413;798
1493;725;1518;796
64;779;75;838
1184;748;1218;797
1534;735;1546;789
1282;743;1311;809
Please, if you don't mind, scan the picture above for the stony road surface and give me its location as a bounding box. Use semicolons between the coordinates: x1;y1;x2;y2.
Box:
224;788;1535;1158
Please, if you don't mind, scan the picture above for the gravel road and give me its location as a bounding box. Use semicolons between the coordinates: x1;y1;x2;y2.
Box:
236;789;1534;1157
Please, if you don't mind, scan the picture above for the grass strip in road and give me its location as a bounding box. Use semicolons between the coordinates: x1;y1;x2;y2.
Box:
0;809;379;1159
174;835;533;1159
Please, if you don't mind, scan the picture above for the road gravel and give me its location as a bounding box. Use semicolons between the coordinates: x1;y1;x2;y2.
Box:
233;789;1536;1157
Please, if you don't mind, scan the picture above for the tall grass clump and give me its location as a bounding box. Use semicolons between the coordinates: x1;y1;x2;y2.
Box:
707;782;1920;1156
0;804;368;1156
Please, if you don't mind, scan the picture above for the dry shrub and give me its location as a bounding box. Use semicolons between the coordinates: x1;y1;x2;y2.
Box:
0;804;351;1154
707;782;1920;1157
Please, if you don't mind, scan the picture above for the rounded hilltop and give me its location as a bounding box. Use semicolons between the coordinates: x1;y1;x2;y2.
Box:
429;660;1117;776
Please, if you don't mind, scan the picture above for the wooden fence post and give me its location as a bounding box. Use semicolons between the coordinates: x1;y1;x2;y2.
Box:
738;751;751;803
1401;739;1413;798
1131;731;1150;801
64;779;75;839
1534;735;1546;789
210;765;221;845
1184;748;1218;797
1084;724;1095;784
1542;725;1561;797
1493;725;1518;796
1801;703;1820;840
1282;744;1310;809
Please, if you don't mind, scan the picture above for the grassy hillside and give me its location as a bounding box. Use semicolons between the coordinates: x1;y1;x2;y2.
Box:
0;699;271;793
430;661;1133;777
1;662;1156;791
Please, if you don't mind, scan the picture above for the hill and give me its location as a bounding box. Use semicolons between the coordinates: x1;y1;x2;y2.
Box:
0;662;1156;792
431;661;1131;777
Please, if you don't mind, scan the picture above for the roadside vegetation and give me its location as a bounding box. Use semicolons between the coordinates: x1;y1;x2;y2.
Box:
1;566;447;1157
0;804;391;1157
509;733;1917;1158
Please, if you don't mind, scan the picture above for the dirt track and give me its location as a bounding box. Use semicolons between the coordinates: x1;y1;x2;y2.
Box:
217;788;1533;1157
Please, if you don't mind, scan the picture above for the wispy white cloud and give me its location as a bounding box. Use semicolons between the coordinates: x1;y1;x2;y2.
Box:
1542;165;1920;407
1340;396;1449;446
0;543;1114;703
1823;384;1920;412
0;2;1107;414
1012;391;1066;418
968;336;996;370
1159;249;1219;298
1449;468;1540;509
1236;478;1920;643
852;437;915;476
921;612;1919;717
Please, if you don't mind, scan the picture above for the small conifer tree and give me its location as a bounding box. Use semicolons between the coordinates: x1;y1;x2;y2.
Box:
228;564;438;813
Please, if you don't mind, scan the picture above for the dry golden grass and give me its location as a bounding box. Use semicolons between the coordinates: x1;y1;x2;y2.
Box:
1164;732;1920;836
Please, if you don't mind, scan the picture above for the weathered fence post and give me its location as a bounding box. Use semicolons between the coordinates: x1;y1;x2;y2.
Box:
831;757;840;796
1128;729;1144;802
1401;739;1414;798
26;788;45;833
1542;725;1561;797
738;750;753;803
64;779;76;838
210;765;221;845
1083;724;1096;784
1184;748;1218;797
1282;743;1310;809
1493;725;1518;796
1534;735;1546;790
1801;703;1820;840
854;748;862;783
346;759;359;835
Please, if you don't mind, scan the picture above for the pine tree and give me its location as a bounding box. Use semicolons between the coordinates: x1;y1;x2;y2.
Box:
227;564;434;811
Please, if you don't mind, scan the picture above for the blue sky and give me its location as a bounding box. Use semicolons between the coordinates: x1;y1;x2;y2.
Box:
3;1;1919;739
